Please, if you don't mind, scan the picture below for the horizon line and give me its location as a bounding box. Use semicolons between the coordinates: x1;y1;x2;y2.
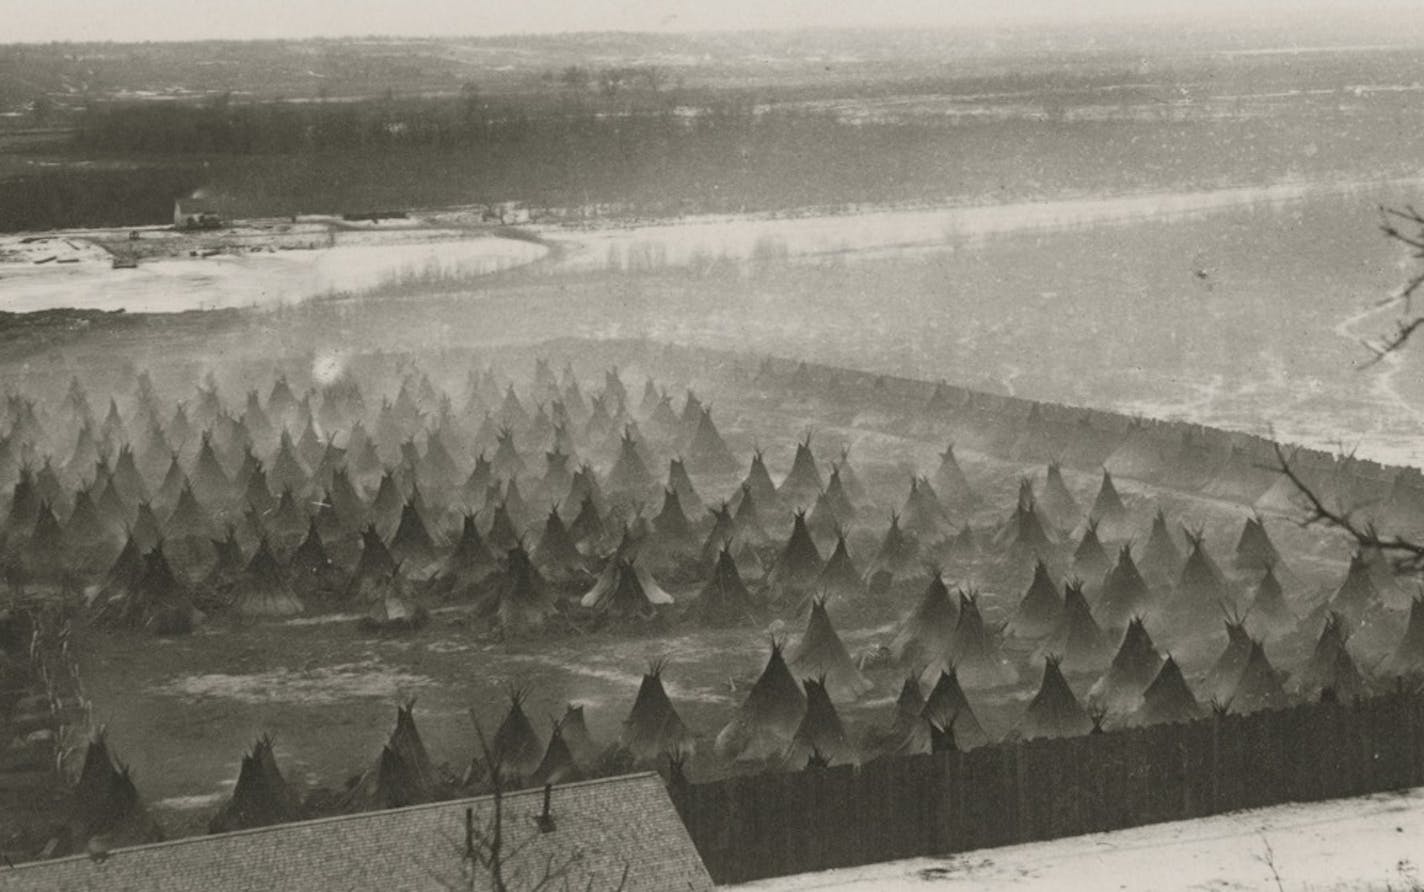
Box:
3;7;1421;49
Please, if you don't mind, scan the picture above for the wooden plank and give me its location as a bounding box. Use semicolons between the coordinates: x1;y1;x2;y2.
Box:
670;691;1424;885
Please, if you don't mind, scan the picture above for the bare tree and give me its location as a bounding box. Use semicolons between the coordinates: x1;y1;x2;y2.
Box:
1360;206;1424;365
434;719;628;892
1272;441;1424;573
1274;204;1424;569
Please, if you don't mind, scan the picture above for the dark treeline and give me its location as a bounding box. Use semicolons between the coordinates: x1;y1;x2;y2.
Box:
73;93;737;156
0;166;212;233
3;87;1423;231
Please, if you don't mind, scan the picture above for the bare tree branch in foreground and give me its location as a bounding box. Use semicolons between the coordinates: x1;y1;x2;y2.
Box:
1273;204;1424;566
1271;441;1424;574
435;719;628;892
1360;205;1424;365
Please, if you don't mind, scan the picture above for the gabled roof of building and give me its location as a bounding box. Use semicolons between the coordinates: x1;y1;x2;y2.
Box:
0;772;713;892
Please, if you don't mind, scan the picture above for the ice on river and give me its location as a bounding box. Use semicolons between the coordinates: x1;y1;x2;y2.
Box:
541;177;1423;273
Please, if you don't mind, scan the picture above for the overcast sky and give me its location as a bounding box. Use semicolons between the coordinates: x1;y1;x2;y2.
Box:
0;0;1414;43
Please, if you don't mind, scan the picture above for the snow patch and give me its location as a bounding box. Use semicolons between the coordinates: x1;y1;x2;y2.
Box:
725;787;1424;890
154;660;435;705
152;790;228;811
283;612;360;626
0;235;547;313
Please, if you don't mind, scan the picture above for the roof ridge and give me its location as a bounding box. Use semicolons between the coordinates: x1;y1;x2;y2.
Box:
5;771;662;871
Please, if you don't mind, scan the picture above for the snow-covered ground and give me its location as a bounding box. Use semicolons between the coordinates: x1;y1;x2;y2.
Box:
0;234;547;313
1;177;1413;315
723;787;1424;890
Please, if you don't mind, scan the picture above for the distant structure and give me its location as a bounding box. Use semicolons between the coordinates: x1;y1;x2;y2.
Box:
486;200;532;225
0;773;714;891
173;197;222;230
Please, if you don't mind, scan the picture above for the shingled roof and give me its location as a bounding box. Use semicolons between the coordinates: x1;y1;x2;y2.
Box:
0;772;713;892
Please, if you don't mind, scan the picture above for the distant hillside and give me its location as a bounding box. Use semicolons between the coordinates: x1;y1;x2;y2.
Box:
3;41;1424;230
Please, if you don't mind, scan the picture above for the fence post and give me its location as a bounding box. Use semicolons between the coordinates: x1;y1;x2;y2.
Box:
1413;687;1424;786
670;690;1424;886
927;752;946;857
1014;739;1029;844
1179;739;1191;819
1404;683;1420;788
1210;709;1221;815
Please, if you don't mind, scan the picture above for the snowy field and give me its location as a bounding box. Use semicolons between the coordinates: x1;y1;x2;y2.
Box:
0;233;546;313
724;787;1424;891
4;177;1411;315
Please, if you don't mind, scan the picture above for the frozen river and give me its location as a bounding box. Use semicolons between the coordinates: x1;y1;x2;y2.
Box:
5;178;1424;469
538;177;1423;272
3;177;1414;314
523;178;1424;471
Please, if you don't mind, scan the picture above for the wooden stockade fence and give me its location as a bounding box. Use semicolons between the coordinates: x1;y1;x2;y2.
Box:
669;688;1424;885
